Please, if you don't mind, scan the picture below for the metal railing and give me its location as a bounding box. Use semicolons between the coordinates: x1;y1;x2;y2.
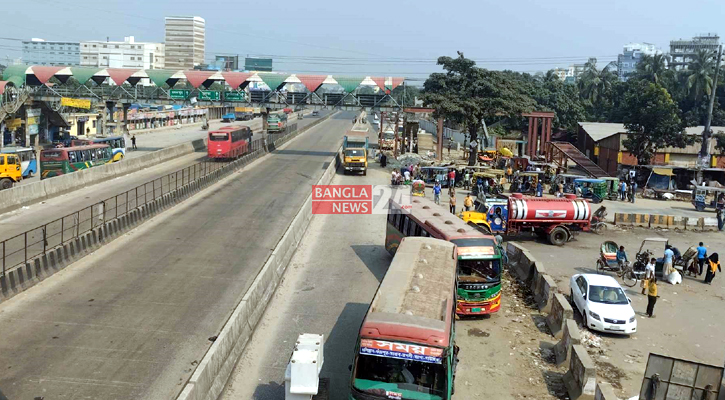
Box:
0;138;265;277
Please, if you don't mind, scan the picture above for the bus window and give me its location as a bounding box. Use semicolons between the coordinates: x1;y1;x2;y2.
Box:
69;151;77;162
90;150;97;160
82;150;90;161
403;216;411;235
106;148;112;158
414;225;422;236
0;156;4;165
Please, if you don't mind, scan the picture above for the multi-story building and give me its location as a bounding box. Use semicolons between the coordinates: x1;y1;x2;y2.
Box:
567;64;587;80
22;39;80;66
215;55;239;71
617;42;661;81
551;68;568;81
164;16;205;69
80;37;165;69
669;33;720;70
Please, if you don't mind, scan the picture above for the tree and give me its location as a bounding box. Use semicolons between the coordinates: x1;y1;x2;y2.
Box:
576;58;618;119
621;81;691;165
686;49;716;101
391;84;421;107
535;71;585;133
635;53;668;84
423;52;535;165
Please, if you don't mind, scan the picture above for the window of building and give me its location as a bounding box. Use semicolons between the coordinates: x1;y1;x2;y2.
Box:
130;57;134;60
115;45;119;48
102;45;107;48
103;56;107;59
83;56;88;59
92;44;97;48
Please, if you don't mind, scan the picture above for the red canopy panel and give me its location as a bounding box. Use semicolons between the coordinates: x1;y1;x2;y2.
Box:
221;72;252;89
31;66;63;84
0;81;8;95
184;71;215;88
297;75;326;92
390;77;404;91
371;77;386;91
107;68;139;85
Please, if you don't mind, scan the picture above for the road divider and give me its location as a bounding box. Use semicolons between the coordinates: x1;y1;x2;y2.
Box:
614;212;718;231
563;345;597;400
506;242;557;312
546;293;574;338
553;319;581;366
0;111;337;303
176;144;342;400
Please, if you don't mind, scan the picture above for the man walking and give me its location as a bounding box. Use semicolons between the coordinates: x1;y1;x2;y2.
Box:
620;181;627;201
448;169;456;188
433;182;441;205
476;177;484;198
464;194;473;211
663;245;675;276
646;278;658;318
630;181;637;203
131;135;137;150
697;242;708;276
464;170;470;190
449;193;457;214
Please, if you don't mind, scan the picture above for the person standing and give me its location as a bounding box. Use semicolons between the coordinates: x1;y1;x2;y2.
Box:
506;166;513;182
697;242;708;276
646;278;658;318
448;169;455;188
630;181;637;203
621;181;627;201
557;182;564;198
483;177;489;195
717;194;725;231
663;245;675;276
464;194;473;211
536;181;543;197
476;177;484;198
449;192;457;214
131;135;137;150
642;257;656;294
380;152;387;168
433;182;441;205
464;170;470;190
447;140;452;156
705;253;721;284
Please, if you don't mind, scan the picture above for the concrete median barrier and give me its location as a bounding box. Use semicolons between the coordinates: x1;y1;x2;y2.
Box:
595;382;618;400
650;214;672;229
546;293;574;338
530;262;548;293
614;213;649;227
700;217;719;231
535;274;558;313
563;344;597;400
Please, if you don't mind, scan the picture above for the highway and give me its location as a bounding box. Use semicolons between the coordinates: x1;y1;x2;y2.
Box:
0;111;353;400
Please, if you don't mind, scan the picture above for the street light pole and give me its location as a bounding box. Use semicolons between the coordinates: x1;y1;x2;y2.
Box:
700;44;723;168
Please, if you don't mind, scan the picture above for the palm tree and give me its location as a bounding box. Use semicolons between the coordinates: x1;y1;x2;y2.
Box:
687;49;715;101
577;58;617;106
637;53;668;84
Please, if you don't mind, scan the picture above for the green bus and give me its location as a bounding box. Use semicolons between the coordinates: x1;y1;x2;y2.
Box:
40;144;113;180
267;111;288;132
387;196;503;316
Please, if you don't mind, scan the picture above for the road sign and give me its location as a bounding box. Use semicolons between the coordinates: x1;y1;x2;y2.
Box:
198;90;221;101
169;89;190;99
224;91;245;101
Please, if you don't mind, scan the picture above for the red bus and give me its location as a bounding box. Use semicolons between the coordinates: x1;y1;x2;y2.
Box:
207;125;252;159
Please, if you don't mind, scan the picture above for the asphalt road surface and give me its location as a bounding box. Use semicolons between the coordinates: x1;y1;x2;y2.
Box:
0;111;353;400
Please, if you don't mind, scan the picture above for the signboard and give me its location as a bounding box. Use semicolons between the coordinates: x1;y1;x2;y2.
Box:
359;339;443;364
235;107;253;112
26;117;38;125
6;118;22;129
27;108;41;118
169;89;190;99
224;91;245;101
198;90;221;101
28;124;39;134
61;97;91;110
245;57;273;72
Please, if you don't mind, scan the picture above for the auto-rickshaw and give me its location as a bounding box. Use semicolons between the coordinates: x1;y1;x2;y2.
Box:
511;172;539;194
692;185;725;211
574;178;607;202
549;173;586;194
419;166;449;186
471;172;503;196
600;177;621;200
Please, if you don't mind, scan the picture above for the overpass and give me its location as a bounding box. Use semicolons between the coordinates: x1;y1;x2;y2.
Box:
0;65;407;112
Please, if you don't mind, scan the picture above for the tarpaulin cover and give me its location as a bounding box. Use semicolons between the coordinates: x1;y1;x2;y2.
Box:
648;171;672;190
0;81;8;95
296;74;326;92
70;67;101;84
107;68;139;85
652;168;674;176
334;76;364;93
30;66;63;84
258;73;288;91
184;71;215;88
221;72;252;89
146;70;176;87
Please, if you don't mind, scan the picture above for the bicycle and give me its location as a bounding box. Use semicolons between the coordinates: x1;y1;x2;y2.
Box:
596;257;638;287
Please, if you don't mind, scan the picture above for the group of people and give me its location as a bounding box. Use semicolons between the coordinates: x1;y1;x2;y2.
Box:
617;179;636;203
390;163;421;186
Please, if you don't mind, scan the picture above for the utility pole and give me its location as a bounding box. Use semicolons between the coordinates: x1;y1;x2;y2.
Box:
700;44;723;169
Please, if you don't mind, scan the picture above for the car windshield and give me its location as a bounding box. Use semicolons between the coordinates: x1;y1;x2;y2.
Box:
354;354;446;400
346;149;365;157
588;285;629;304
458;259;501;283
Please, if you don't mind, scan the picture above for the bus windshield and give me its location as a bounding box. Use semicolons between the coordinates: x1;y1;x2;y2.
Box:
354;354;446;400
209;133;229;141
457;259;501;283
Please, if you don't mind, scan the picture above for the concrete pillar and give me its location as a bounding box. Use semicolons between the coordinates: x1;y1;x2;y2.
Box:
437;118;444;162
527;117;534;156
532;117;539;156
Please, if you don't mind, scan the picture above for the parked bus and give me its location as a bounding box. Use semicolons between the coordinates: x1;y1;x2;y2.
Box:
267;111;288;132
207;125;253;159
387;197;503;316
40;144;113;179
349;237;458;400
1;147;37;178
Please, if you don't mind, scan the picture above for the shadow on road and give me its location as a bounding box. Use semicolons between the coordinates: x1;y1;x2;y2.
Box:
351;244;391;282
322;302;370;398
251;380;285;400
273;149;339;157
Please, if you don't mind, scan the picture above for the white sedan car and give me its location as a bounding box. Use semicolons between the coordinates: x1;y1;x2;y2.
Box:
569;274;637;335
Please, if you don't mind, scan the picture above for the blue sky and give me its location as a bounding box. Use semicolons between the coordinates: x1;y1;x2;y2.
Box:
1;0;722;80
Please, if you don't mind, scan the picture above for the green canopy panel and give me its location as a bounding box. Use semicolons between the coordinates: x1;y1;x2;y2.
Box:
334;76;365;93
2;65;29;84
146;70;177;87
70;67;102;84
258;73;289;91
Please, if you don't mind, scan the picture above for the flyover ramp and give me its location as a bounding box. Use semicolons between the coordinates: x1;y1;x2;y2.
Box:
0;112;354;400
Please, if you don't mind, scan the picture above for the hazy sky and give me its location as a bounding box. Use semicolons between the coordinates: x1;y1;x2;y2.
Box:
1;0;722;81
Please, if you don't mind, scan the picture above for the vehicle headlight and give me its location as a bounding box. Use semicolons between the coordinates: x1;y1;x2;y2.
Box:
629;316;636;323
588;311;601;321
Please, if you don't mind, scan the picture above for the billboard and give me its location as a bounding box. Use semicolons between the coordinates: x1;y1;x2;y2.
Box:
245;57;273;72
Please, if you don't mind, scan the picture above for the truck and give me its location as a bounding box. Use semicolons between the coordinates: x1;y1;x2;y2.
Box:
343;130;369;176
234;107;254;121
0;153;23;190
460;193;592;245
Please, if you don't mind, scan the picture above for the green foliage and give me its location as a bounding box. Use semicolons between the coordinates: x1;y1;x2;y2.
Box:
391;84;420;107
621;81;691;165
686;50;715;101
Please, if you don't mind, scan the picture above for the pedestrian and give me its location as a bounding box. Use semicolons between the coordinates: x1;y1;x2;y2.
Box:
483;178;489;195
557;182;564;198
642;257;656;294
630;181;637;203
663;245;675;277
391;170;398;185
717;195;725;230
447;141;451;156
476;177;484;198
380;153;387;168
464;170;470;190
449;193;457;214
536;181;543;197
705;253;721;284
646;277;658;318
448;169;456;188
464;194;473;212
131;135;137;150
697;242;708;276
506;166;513;182
433;182;441;205
403;169;411;183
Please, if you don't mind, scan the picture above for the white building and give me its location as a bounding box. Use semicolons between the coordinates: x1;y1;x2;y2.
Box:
80;36;165;69
617;42;661;81
164;16;205;70
22;38;80;66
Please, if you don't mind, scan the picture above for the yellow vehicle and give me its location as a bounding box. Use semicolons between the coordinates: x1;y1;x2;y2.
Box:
0;153;22;190
459;198;508;233
471;171;504;196
343;131;369;175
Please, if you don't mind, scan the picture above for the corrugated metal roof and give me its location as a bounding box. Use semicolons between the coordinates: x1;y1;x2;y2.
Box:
579;122;725;143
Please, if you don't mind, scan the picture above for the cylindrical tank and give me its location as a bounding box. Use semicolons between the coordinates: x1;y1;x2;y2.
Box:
509;196;591;221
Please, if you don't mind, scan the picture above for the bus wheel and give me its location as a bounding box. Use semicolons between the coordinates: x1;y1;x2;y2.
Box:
0;178;13;190
548;226;569;246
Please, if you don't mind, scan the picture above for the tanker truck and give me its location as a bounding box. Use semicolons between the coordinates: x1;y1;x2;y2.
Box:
460;193;591;245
